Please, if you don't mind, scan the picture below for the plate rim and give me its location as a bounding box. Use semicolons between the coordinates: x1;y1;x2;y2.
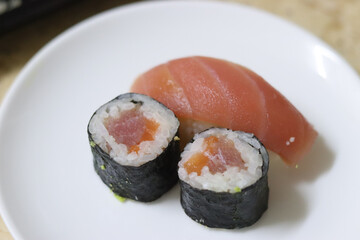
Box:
1;1;360;239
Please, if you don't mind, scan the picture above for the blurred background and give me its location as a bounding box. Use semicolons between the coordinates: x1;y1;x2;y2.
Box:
0;0;359;239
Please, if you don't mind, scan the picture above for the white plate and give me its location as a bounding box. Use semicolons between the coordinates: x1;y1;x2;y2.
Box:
1;1;360;239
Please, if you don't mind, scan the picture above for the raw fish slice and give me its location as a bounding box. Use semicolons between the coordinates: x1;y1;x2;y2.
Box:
104;109;159;153
167;57;233;126
193;57;268;138
131;56;317;165
132;64;192;115
184;135;246;175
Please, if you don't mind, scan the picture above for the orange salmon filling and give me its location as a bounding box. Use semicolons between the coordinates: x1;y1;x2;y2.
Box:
184;136;246;175
104;109;159;153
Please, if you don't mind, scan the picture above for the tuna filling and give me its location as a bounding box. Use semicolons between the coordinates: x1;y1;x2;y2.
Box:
184;136;246;175
104;108;159;153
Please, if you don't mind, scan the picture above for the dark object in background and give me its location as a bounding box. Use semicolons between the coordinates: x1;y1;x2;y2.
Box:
0;0;75;34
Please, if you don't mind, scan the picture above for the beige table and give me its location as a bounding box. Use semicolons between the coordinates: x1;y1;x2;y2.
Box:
0;0;359;239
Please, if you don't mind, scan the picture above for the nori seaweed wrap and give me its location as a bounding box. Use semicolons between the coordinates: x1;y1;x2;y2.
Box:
178;128;269;228
88;93;180;202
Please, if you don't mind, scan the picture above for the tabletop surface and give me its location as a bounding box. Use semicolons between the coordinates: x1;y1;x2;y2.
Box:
0;0;359;239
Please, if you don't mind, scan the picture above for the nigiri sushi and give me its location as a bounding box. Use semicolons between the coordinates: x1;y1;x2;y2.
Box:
131;56;317;166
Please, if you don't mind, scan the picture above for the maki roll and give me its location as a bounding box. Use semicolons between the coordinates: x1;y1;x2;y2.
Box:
88;93;180;202
178;128;269;228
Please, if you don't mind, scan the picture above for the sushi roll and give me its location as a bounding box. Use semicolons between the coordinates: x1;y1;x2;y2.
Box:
178;128;269;228
88;93;180;202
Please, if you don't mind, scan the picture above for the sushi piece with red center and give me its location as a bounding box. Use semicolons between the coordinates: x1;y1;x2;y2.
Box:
178;128;269;229
88;93;180;202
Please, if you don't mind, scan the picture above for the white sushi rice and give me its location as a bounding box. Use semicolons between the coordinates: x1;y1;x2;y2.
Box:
178;128;263;193
89;94;179;166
